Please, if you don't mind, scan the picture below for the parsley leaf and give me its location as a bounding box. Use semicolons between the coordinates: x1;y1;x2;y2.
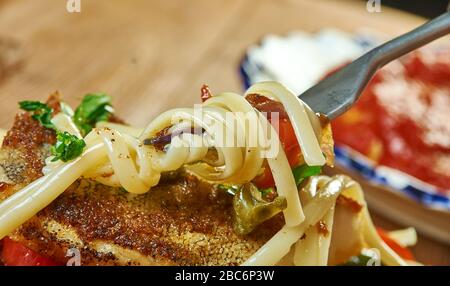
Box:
20;100;87;162
259;187;275;198
19;101;49;111
19;100;55;130
218;184;240;196
51;131;86;162
340;253;381;266
292;164;322;186
73;93;113;136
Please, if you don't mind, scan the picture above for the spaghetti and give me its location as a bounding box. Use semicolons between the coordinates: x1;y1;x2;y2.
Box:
0;81;410;266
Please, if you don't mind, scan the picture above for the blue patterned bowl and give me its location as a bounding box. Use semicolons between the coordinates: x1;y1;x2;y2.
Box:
239;29;450;212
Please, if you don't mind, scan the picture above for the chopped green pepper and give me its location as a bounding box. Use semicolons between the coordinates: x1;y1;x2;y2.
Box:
292;164;322;186
233;183;286;235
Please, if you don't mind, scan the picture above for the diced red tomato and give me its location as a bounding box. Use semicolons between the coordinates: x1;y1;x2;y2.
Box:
277;118;301;167
377;228;415;261
253;162;275;189
1;237;61;266
253;117;301;189
245;94;304;189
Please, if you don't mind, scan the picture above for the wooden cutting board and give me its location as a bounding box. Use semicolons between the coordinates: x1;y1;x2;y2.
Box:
0;0;448;264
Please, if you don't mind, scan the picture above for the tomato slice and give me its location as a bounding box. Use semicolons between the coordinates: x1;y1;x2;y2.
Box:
253;118;301;189
246;93;303;189
277;118;301;167
1;237;61;266
252;162;275;189
377;228;415;261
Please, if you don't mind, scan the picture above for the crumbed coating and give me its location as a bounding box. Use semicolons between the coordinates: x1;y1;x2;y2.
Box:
13;176;282;265
0;95;283;265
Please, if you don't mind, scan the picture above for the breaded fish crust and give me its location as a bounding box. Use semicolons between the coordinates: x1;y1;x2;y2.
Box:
0;95;282;265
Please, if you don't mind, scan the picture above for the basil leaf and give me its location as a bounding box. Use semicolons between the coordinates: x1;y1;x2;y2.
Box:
292;164;322;186
51;131;86;162
73;93;113;136
19;100;55;130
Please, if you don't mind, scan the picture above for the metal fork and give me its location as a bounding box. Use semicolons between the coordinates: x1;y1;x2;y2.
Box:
300;11;450;120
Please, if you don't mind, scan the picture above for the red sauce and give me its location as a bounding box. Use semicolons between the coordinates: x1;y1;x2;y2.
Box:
332;52;450;193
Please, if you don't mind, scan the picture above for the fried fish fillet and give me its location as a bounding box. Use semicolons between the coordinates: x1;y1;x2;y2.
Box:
0;94;282;266
0;94;363;266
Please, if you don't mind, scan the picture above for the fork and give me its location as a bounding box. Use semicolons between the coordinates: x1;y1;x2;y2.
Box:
300;11;450;119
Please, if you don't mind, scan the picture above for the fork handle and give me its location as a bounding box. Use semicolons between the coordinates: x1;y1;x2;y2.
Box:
368;11;450;69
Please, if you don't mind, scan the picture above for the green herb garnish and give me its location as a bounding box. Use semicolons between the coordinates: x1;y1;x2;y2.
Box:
73;93;113;136
340;251;382;266
51;131;86;162
218;184;240;196
19;100;55;130
340;254;373;266
292;164;322;186
259;187;275;197
19;99;93;163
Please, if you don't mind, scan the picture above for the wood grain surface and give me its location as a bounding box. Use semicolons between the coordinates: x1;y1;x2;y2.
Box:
0;0;448;265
